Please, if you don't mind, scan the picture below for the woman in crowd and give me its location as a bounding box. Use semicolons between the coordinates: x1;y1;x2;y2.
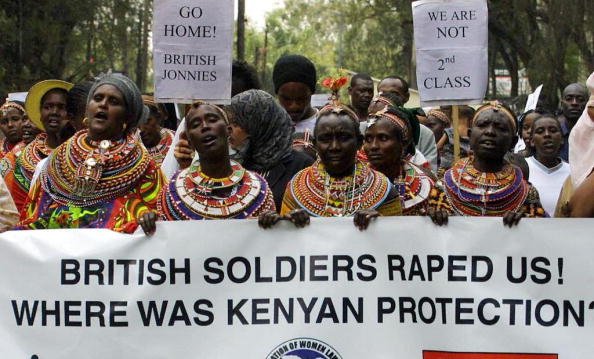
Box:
258;104;401;231
366;94;430;170
227;89;314;210
443;102;546;226
425;109;450;145
19;73;163;233
437;105;474;173
140;95;175;166
138;101;276;235
3;80;72;212
364;106;451;224
173;89;314;211
0;100;25;159
525;115;569;216
514;109;540;157
0;115;42;177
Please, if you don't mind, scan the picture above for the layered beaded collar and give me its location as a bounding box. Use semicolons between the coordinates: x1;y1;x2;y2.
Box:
146;128;174;166
393;161;434;210
41;130;150;206
289;160;391;217
443;157;528;216
15;133;52;188
159;160;268;219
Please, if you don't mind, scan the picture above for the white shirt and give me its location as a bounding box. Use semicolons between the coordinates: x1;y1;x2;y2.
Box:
526;156;570;216
293;110;318;134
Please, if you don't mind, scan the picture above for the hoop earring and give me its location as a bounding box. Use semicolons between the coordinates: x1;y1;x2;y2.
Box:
82;117;89;126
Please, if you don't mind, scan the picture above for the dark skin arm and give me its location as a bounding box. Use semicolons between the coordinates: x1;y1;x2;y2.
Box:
139;212;158;236
174;132;194;170
569;172;594;217
258;209;310;229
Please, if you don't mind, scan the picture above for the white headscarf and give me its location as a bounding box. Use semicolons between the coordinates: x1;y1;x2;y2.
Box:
568;71;594;187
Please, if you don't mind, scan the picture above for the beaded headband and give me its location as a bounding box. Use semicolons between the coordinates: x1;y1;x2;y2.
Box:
317;103;360;129
370;95;393;108
0;100;26;116
187;100;229;124
427;109;450;126
472;101;517;132
368;106;412;145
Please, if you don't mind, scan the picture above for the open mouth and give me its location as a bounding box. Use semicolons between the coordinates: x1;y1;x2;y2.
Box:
479;139;496;148
94;111;108;120
201;134;217;146
46;117;61;128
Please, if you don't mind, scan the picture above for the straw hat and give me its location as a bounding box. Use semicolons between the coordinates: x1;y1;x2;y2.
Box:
25;80;73;130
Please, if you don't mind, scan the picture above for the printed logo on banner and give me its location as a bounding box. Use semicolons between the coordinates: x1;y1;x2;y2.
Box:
423;350;558;359
267;338;343;359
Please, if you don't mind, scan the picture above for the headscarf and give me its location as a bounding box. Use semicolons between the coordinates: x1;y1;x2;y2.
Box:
87;73;148;132
472;101;517;133
427;109;451;127
272;55;317;94
230;89;293;172
569;71;594;188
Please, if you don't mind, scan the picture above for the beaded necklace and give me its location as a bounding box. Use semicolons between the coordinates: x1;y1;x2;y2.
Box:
159;160;269;220
41;130;150;206
289;160;390;217
14;133;52;190
146;128;174;166
393;161;433;210
443;157;528;216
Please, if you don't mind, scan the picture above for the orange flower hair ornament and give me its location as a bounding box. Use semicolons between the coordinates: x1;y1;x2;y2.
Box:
320;75;349;106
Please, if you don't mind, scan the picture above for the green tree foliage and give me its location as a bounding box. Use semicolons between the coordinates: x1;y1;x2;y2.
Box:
250;0;592;106
0;0;152;97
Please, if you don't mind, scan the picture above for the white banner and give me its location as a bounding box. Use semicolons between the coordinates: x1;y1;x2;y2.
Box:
412;0;488;106
152;0;233;102
1;217;594;358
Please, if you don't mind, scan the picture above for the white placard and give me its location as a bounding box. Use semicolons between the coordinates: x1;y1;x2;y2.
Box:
413;0;488;106
152;0;233;103
2;217;594;358
7;92;27;102
524;84;543;113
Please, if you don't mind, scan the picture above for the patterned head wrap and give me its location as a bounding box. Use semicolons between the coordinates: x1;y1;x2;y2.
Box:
472;101;517;133
88;73;147;132
427;109;451;127
0;100;26;117
230;89;293;171
368;106;413;148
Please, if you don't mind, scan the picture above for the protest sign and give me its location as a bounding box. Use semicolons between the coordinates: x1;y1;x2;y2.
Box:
152;0;233;102
524;84;544;113
1;217;594;358
412;0;488;106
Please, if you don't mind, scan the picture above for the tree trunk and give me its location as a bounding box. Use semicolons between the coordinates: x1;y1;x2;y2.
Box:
237;0;245;61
